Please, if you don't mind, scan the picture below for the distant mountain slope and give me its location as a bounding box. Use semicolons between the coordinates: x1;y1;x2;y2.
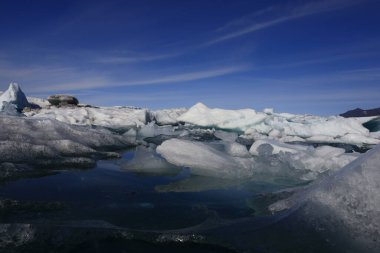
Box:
340;107;380;117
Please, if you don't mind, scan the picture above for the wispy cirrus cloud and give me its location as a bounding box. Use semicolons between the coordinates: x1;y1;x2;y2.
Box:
95;52;181;64
205;0;364;46
1;64;249;93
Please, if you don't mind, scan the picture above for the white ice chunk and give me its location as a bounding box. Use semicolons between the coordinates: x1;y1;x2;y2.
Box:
178;102;266;131
249;139;308;156
263;108;274;114
224;142;250;157
156;138;252;179
152;108;187;125
138;122;177;138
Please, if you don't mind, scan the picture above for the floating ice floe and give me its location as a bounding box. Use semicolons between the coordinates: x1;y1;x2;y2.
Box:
178;103;380;146
156;138;253;179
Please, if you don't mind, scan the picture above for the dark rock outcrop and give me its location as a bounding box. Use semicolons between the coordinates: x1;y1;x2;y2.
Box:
340;107;380;117
48;95;79;106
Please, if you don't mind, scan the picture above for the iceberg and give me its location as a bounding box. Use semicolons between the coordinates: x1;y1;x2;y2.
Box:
0;83;29;113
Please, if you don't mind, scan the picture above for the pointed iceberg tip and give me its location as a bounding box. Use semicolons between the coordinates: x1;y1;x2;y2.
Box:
0;82;29;112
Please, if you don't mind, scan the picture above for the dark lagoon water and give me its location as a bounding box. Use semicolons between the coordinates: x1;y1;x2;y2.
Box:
0;148;345;253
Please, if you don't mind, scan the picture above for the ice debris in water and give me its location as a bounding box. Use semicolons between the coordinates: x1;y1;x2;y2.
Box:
269;144;380;252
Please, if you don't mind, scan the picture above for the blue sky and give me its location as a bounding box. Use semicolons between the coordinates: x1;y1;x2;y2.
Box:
0;0;379;115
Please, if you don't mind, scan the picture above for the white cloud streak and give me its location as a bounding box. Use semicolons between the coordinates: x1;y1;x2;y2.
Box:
95;52;181;64
1;64;249;93
205;0;364;46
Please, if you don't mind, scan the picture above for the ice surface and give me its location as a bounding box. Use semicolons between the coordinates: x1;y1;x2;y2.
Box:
25;106;149;129
269;144;380;251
